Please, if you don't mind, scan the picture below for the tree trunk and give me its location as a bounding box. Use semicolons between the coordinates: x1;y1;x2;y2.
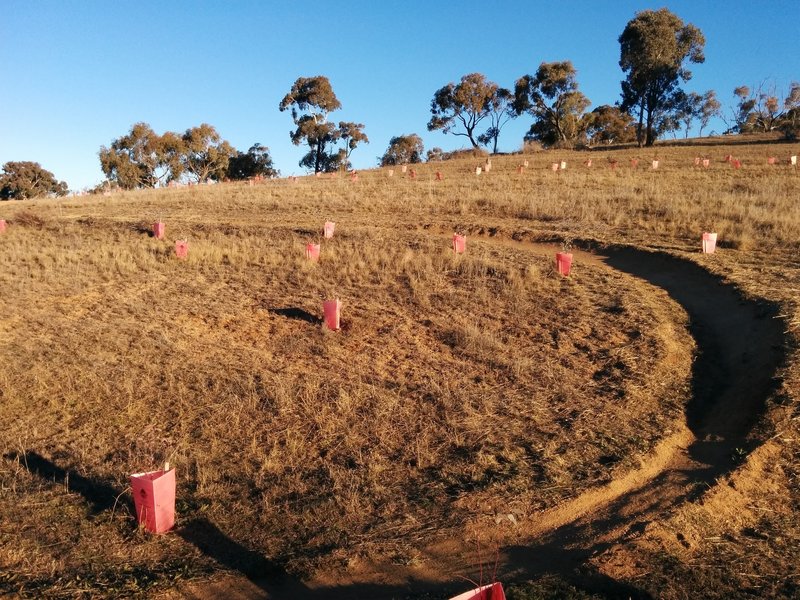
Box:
645;107;655;146
466;127;478;148
314;141;323;173
637;100;645;148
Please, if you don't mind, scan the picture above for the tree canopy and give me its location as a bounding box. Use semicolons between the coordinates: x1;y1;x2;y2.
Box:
379;134;424;166
585;105;637;145
99;123;184;189
279;76;367;173
514;61;591;147
227;144;278;180
619;8;705;146
728;82;800;137
0;161;68;200
428;73;506;149
99;122;241;188
181;124;236;183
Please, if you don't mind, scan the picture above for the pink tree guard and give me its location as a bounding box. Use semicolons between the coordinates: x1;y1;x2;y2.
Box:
350;172;358;182
175;240;188;259
551;163;559;172
517;165;524;174
556;252;573;276
449;582;506;600
436;171;443;181
767;157;776;165
305;243;320;261
694;157;701;166
584;159;592;167
409;168;417;179
732;159;742;169
130;468;176;534
452;234;466;254
702;159;710;168
323;299;341;331
702;232;717;254
323;221;335;239
153;222;165;240
630;158;639;168
0;219;6;233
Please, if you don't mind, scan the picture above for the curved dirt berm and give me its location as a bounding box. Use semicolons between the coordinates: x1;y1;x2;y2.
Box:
170;244;785;600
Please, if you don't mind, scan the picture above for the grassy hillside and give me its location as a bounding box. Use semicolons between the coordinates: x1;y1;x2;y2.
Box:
0;141;798;598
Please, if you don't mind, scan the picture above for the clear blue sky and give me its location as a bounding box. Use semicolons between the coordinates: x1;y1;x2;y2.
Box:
1;1;797;190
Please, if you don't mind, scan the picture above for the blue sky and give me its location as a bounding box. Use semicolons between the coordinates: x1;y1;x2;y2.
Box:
1;1;797;190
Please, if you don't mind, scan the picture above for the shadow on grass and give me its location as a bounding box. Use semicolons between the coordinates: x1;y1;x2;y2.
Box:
268;306;322;325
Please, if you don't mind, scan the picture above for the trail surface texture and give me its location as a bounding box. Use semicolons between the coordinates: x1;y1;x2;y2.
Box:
169;243;785;600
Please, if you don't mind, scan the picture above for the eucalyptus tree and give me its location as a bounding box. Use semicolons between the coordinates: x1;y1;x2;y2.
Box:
619;8;705;146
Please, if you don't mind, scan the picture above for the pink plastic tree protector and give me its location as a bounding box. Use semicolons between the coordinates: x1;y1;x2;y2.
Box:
175;240;188;259
556;252;573;276
702;232;717;254
323;299;341;330
130;468;176;533
449;582;506;600
305;243;321;261
153;222;165;240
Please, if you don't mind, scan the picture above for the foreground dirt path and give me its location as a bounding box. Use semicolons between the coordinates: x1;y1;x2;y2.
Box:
167;242;785;600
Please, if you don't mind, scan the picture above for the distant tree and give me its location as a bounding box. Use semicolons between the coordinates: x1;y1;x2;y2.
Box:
728;86;758;133
671;90;720;138
227;144;278;180
379;134;424;166
279;76;343;173
586;105;637;145
728;83;793;134
619;8;705;146
181;124;236;183
335;121;369;170
0;161;68;200
781;82;800;139
672;91;701;138
428;73;499;148
697;90;721;136
514;61;591;147
477;87;515;154
426;147;445;162
99;122;180;189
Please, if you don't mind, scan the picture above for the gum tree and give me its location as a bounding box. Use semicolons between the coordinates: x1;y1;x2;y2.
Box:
514;61;591;146
379;134;424;166
0;161;68;199
619;8;705;146
427;73;500;149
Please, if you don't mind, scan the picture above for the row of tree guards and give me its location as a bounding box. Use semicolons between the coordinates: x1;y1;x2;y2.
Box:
301;153;796;182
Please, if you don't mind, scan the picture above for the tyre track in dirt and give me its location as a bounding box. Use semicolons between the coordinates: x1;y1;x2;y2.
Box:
170;241;786;600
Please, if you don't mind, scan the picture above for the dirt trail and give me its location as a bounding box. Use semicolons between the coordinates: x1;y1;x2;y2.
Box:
170;242;785;600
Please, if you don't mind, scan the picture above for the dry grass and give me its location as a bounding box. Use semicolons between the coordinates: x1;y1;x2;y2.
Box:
0;140;798;597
